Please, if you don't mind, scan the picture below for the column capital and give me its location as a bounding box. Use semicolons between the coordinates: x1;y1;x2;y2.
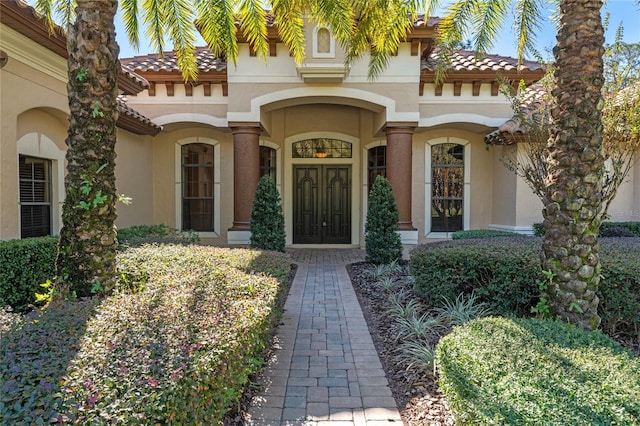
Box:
229;123;263;136
385;123;416;136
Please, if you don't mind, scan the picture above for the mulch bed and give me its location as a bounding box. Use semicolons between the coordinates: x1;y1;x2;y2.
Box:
347;262;455;426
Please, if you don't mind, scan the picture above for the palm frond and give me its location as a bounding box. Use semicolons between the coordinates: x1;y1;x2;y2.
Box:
120;0;141;51
513;0;544;63
308;0;353;45
55;0;75;27
162;0;198;82
34;0;56;33
238;0;269;60
195;0;239;63
471;0;510;55
438;0;476;49
142;0;168;54
271;0;306;64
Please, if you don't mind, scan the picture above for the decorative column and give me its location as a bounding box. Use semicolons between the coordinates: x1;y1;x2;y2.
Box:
228;125;261;244
386;125;418;244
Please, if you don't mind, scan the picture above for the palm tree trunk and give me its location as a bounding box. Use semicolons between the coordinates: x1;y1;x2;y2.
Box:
56;0;119;297
542;0;605;329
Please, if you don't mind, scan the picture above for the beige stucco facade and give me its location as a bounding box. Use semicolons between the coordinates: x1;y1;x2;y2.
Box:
2;4;638;246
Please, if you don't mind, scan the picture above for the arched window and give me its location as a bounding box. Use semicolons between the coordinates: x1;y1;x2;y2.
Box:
431;143;464;232
181;143;214;232
292;138;352;158
367;145;386;194
313;26;335;58
259;146;277;180
317;28;331;53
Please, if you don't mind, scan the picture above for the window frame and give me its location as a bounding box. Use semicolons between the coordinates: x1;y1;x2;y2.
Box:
425;137;471;239
175;138;220;238
18;154;52;238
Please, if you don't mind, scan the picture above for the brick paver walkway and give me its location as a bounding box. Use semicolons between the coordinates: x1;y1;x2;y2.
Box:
246;249;402;425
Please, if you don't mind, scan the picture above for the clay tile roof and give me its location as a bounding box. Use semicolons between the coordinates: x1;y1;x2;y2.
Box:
484;84;548;145
117;96;162;136
413;15;440;28
120;47;227;73
120;64;149;88
423;49;544;73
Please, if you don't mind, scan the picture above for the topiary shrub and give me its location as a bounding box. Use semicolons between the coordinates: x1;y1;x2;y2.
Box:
437;317;640;425
451;229;521;240
365;175;403;265
0;236;58;312
250;176;285;252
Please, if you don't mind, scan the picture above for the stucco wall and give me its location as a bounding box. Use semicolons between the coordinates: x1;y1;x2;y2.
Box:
0;31;68;240
151;127;234;244
114;130;155;228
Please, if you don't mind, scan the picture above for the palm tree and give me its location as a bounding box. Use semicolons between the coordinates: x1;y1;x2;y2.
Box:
35;0;429;296
437;0;606;329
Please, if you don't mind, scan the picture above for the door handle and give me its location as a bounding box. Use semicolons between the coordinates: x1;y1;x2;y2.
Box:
322;214;327;227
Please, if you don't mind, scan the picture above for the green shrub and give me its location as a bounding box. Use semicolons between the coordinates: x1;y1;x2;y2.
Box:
451;229;521;240
0;245;291;424
437;317;640;425
533;221;640;237
0;236;58;311
409;237;640;340
117;223;200;248
532;222;545;236
410;237;542;316
365;175;403;265
0;225;198;312
250;176;285;252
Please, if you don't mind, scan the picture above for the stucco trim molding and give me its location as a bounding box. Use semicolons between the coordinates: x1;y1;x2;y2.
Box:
155;113;228;128
0;25;67;82
227;87;420;124
419;114;508;128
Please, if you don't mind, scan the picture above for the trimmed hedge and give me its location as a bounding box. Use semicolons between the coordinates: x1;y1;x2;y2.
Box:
437;317;640;425
533;221;640;237
0;244;291;424
0;225;198;311
410;237;542;316
410;237;640;339
451;229;522;240
0;237;58;312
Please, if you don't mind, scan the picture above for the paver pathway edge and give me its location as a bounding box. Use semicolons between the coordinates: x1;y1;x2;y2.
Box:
246;249;403;426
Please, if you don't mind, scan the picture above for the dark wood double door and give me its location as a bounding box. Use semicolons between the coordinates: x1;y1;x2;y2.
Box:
293;166;351;244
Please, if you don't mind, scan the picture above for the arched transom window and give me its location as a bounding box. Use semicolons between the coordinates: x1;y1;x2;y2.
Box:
292;139;352;159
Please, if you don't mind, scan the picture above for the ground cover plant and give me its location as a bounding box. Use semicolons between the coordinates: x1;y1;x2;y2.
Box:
0;244;290;424
437;317;640;425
